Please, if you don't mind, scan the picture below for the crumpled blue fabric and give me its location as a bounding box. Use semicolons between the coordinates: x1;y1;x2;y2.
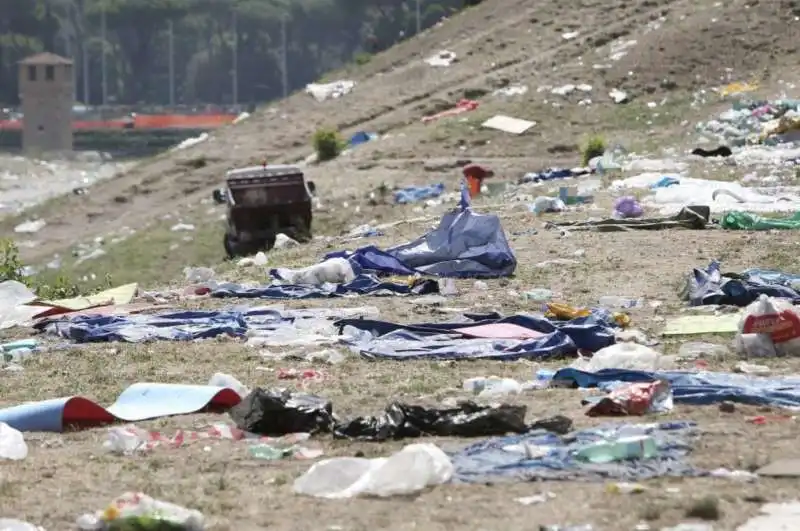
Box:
518;168;588;184
36;306;336;343
393;183;445;204
686;260;800;306
211;274;437;300
336;312;616;360
552;368;800;408
450;421;699;483
326;190;516;278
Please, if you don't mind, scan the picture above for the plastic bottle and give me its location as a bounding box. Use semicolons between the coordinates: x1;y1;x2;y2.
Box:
574;435;658;464
523;288;553;302
598;295;641;309
0;421;27;460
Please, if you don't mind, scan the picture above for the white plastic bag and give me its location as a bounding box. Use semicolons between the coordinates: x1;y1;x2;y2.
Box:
0;421;27;460
573;343;675;372
0;519;44;531
76;492;204;530
737;294;800;357
293;443;453;498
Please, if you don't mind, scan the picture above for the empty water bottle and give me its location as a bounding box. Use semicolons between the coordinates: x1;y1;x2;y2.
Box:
575;435;658;464
598;295;641;309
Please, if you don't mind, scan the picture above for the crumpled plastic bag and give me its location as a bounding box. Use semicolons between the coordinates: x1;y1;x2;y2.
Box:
737;294;800;357
293;443;453;499
332;401;528;441
228;388;335;436
75;492;204;530
612;196;643;218
272;257;355;285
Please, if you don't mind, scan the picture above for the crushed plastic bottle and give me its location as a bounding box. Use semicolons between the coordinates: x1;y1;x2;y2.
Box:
0;421;27;460
598;295;642;309
463;376;523;397
677;341;728;360
575;435;658;464
523;288;553;302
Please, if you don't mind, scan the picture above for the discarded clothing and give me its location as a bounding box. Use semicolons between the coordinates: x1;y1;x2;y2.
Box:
229;388;335;436
334;402;531;441
691;146;732;158
548;206;709;232
450;421;699;483
336;312;616;360
0;383;240;432
327;193;516;278
519;167;590;184
683;260;800;306
213;274;438;300
552;368;800;409
394;183;445;204
721;210;800;230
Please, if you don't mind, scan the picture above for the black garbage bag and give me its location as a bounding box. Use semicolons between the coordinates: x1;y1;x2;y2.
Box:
333;401;529;441
529;414;572;435
228;388;335;436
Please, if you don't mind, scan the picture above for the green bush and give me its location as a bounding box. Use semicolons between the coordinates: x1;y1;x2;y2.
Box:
582;134;607;166
354;52;372;65
0;238;90;300
312;128;343;162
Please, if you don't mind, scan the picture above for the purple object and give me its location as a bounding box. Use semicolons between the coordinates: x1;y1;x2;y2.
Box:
613;196;643;218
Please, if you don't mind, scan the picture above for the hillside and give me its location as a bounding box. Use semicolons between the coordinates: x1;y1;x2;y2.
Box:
2;0;797;278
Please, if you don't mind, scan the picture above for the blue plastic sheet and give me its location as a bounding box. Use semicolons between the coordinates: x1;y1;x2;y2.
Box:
349;131;377;147
450;421;699;483
327;190;516;278
552;368;800;408
212;274;437;300
519;168;589;184
337;312;615;360
393;183;445;204
687;260;800;306
36;306;342;343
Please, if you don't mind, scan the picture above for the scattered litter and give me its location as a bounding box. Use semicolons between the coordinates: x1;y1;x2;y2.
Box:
306;80;355;101
0;520;43;531
170;222;195;232
493;85;528;97
515;492;556;505
76;492;205;530
610;88;628;103
274;233;299;249
585;380;673;416
482;114;536;134
294;443;453;498
737;501;800;531
14;219;45;233
425;50;456;67
0;421;27;460
606;481;647;494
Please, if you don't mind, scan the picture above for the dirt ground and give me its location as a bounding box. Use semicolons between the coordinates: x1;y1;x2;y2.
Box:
3;0;800;529
4;207;800;530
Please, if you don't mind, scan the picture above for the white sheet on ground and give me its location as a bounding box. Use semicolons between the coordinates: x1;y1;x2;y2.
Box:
611;174;800;214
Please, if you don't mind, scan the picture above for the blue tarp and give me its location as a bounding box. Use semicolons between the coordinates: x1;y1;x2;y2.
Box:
552;368;800;408
519;168;589;184
450;421;699;483
336;312;615;360
211;274;437;300
349;131;377;147
686;260;800;306
393;183;445;204
327;189;516;278
36;306;341;343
